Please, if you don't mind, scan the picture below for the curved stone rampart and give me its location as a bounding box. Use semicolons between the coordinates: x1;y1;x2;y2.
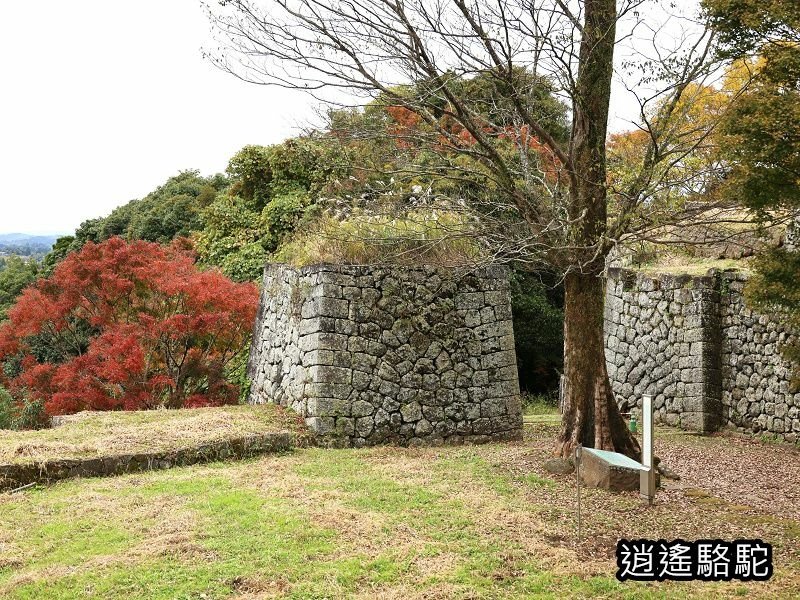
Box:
247;263;523;446
606;268;800;442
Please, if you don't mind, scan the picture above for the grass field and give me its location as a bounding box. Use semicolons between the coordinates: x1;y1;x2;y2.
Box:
521;394;560;420
1;419;798;599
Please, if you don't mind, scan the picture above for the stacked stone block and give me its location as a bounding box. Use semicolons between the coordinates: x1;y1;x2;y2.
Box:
605;268;800;443
247;263;523;446
605;269;722;433
719;271;800;441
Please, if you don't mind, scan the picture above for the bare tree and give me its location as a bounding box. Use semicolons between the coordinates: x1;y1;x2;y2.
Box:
204;0;734;458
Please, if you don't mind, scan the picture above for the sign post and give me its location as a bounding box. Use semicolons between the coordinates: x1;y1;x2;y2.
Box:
640;394;656;504
575;444;582;542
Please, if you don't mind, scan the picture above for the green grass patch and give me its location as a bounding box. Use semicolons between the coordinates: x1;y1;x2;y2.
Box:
0;443;796;598
522;393;559;416
30;519;132;567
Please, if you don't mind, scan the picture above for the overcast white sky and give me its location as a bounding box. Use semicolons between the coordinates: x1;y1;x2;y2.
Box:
0;1;318;235
0;1;691;236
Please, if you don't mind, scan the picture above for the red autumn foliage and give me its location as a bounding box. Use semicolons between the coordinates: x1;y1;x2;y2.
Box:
385;104;563;182
386;105;421;129
385;105;423;149
0;237;259;417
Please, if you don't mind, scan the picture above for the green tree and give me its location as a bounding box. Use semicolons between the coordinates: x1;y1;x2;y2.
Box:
510;271;564;394
196;194;270;282
707;1;800;210
127;193;204;242
227;139;350;209
197;138;349;281
705;0;800;385
118;170;227;243
0;256;39;321
40;171;230;273
226;145;274;210
42;236;76;275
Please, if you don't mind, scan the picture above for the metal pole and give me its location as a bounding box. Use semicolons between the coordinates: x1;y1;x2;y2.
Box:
576;444;582;543
640;394;655;505
7;482;36;494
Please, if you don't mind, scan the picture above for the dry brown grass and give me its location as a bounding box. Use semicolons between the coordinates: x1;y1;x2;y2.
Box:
272;213;484;269
637;255;753;275
0;404;306;466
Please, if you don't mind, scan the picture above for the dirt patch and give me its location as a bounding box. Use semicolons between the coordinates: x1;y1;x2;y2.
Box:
352;582;466;600
476;429;800;575
655;433;800;520
229;575;292;599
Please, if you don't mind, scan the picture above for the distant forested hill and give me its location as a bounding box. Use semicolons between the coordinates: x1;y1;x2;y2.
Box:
0;233;59;256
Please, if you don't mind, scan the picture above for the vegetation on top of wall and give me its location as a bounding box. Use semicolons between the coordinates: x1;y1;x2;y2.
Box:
273;210;484;268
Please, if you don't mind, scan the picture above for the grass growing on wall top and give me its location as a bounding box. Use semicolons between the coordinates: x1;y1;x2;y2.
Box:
272;212;484;267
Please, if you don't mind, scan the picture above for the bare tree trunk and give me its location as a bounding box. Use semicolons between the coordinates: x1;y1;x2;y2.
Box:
557;0;640;459
557;270;640;458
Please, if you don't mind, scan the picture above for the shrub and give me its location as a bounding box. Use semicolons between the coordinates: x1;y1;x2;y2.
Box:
521;391;560;416
262;190;312;245
0;384;13;429
0;238;259;419
0;385;46;430
510;271;564;394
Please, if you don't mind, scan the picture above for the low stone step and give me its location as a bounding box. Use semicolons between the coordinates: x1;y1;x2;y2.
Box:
0;431;297;491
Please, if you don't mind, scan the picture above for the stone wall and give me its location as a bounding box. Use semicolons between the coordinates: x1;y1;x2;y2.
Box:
787;214;800;252
247;263;523;446
605;268;800;443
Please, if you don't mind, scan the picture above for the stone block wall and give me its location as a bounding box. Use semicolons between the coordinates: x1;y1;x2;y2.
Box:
605;268;800;442
786;214;800;252
247;263;523;446
720;272;799;439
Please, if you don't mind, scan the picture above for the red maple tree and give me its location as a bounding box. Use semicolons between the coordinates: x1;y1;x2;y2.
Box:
0;237;259;417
